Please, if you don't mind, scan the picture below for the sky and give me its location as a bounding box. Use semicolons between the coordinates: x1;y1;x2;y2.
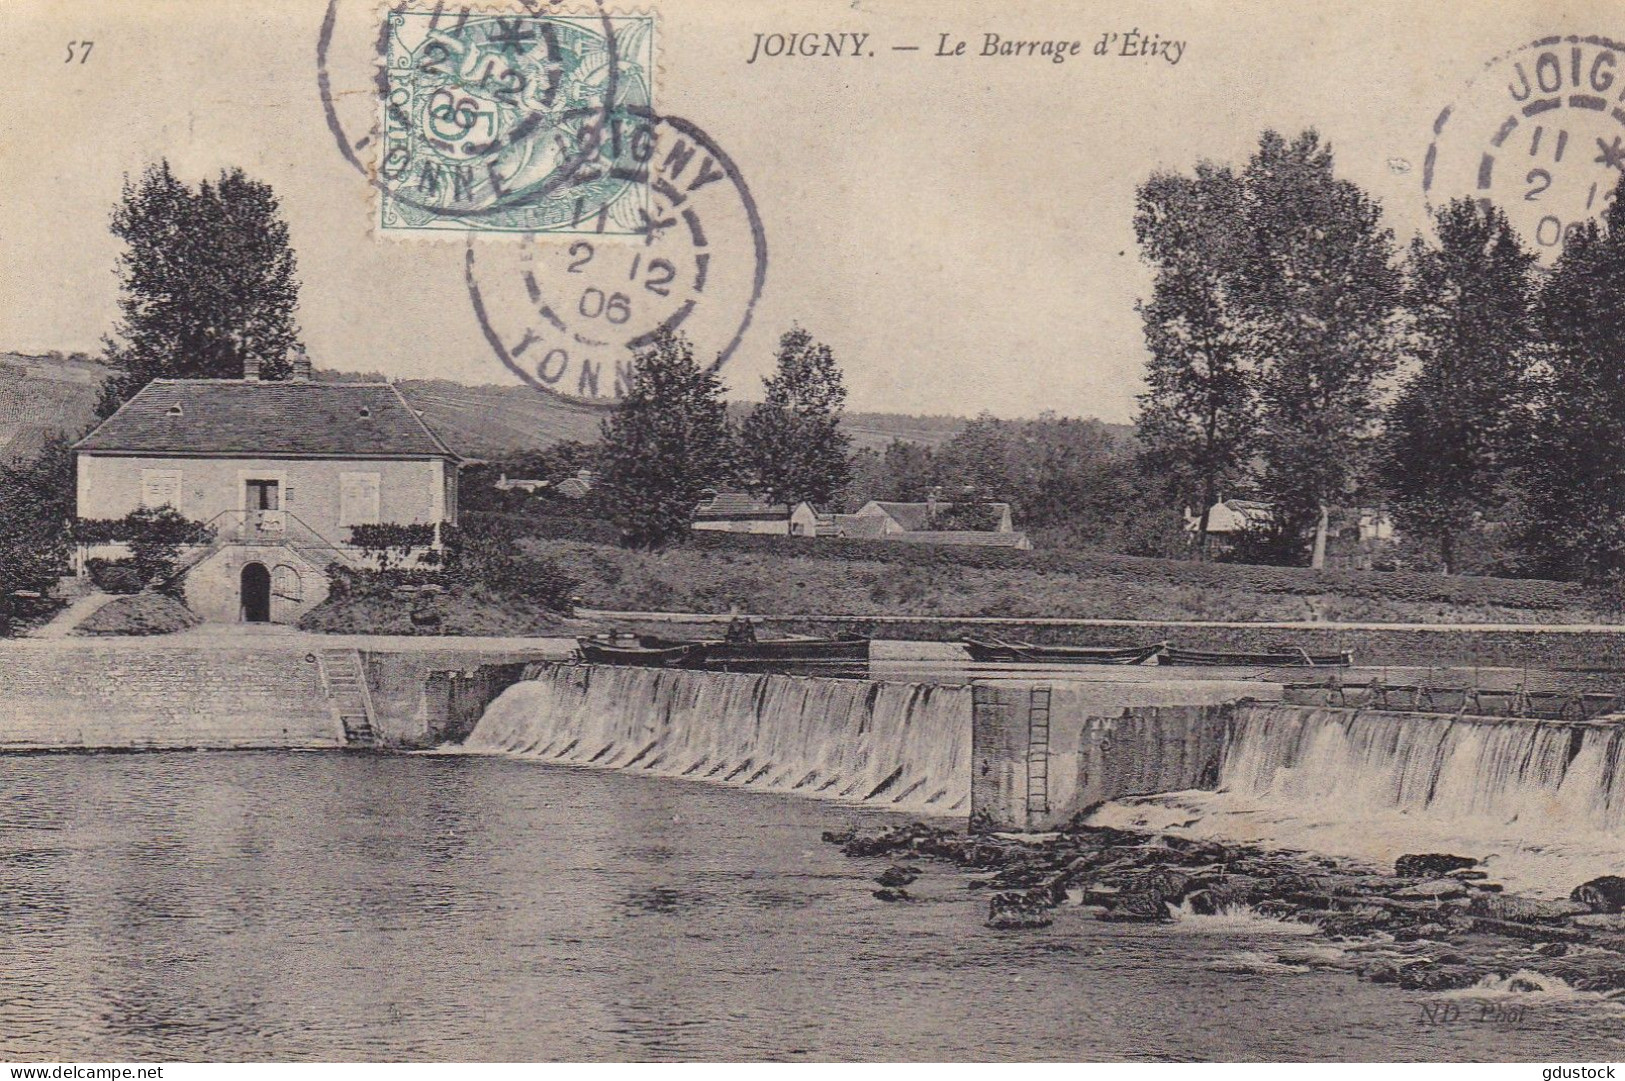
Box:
2;0;1614;422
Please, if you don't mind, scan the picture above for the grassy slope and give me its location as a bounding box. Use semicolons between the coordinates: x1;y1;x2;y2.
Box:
527;539;1611;625
299;524;1616;633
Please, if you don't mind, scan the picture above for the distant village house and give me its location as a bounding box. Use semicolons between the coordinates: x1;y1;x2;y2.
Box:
691;488;1032;549
691;490;822;536
1184;498;1395;570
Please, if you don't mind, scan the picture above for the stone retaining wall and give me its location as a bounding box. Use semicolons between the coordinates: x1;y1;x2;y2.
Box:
0;643;343;749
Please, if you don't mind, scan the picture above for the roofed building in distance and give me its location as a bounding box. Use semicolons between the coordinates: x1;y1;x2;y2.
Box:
691;490;821;536
72;353;460;624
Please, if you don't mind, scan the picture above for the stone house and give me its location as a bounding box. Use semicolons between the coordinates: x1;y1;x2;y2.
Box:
72;357;460;624
691;490;822;536
852;497;1017;535
840;495;1031;549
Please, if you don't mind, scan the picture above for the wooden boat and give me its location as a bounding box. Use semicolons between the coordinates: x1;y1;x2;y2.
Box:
576;635;707;667
962;638;1166;665
1162;645;1353;667
694;634;870;667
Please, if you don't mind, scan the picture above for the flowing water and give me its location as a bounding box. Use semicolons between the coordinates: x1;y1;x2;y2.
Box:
1094;703;1625;898
5;751;1625;1061
463;665;971;814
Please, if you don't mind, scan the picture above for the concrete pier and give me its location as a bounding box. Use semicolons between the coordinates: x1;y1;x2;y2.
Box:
970;678;1279;831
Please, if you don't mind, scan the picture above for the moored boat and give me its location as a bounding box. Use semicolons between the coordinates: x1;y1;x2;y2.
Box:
576;635;707;667
696;634;870;667
1162;645;1353;667
961;639;1166;665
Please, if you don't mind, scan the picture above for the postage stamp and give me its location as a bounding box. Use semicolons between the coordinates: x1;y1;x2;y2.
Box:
374;5;657;236
1425;34;1625;261
464;109;768;402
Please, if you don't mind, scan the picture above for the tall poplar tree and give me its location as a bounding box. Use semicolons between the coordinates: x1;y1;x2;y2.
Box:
1133;163;1255;556
1520;175;1625;581
740;327;852;507
99;161;303;413
600;329;738;547
1242;130;1401;566
1380;199;1536;573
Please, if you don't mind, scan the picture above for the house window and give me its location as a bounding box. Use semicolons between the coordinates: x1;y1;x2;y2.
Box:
141;469;182;510
245;479;281;511
339;472;381;527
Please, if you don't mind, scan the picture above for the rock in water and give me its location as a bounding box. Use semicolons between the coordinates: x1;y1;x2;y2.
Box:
986;891;1054;930
1392;878;1470;901
1469;894;1590;922
876;865;920;888
872;887;911;903
1395;854;1478;877
1395;962;1484;992
1133;868;1195;901
1570;875;1625;913
1098;890;1174;923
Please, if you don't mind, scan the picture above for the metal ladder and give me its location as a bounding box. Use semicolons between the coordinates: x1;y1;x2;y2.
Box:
1026;685;1051;825
319;648;377;747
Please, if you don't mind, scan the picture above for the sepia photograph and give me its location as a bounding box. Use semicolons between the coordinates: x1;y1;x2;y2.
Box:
4;0;1625;1068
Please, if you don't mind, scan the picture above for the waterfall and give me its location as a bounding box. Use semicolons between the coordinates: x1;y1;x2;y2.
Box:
1218;704;1625;833
461;664;972;814
1091;703;1625;897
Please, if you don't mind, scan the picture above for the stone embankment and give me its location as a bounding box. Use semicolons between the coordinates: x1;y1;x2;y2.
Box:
0;636;569;750
828;821;1625;995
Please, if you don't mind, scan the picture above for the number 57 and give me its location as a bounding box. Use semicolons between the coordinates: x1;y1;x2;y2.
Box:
65;41;94;64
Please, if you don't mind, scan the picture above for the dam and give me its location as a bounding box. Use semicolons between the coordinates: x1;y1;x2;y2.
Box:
5;634;1624;886
454;660;1625;894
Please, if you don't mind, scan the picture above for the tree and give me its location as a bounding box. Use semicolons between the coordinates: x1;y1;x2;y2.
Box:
599;329;738;547
1133;163;1257;557
0;434;78;629
740;327;852;507
1242;130;1402;567
1519;175;1625;581
1380;199;1537;573
99;161;303;413
933;411;1015;500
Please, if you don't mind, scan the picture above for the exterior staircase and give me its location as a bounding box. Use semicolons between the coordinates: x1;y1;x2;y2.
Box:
318;648;377;747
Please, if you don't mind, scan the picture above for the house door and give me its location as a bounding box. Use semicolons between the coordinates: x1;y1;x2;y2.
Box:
241;562;271;623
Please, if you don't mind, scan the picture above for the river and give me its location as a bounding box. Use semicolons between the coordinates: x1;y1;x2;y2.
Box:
1;751;1621;1061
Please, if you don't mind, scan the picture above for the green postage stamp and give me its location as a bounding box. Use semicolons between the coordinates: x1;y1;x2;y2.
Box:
377;7;656;236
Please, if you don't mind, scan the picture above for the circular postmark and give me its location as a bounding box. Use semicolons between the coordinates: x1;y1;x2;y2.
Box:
1425;34;1625;261
464;110;769;404
316;0;654;233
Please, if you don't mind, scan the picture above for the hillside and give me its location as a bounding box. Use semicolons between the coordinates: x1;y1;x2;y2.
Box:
0;353;110;462
388;379;992;458
1;353;1133;463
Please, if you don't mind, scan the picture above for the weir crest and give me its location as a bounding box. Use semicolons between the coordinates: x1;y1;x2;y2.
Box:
463;664;973;813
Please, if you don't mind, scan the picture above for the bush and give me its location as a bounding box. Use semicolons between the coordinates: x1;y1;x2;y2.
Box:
76;506;215;594
86;558;145;594
76;593;200;636
348;522;438;570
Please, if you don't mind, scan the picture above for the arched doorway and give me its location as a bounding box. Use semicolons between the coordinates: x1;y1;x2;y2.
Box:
240;562;271;623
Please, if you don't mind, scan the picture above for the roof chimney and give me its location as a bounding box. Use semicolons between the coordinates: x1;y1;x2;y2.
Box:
243;353;260;382
292;346;312;382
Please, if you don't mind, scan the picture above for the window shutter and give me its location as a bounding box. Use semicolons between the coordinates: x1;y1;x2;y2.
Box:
140;469;182;509
339;472;382;527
